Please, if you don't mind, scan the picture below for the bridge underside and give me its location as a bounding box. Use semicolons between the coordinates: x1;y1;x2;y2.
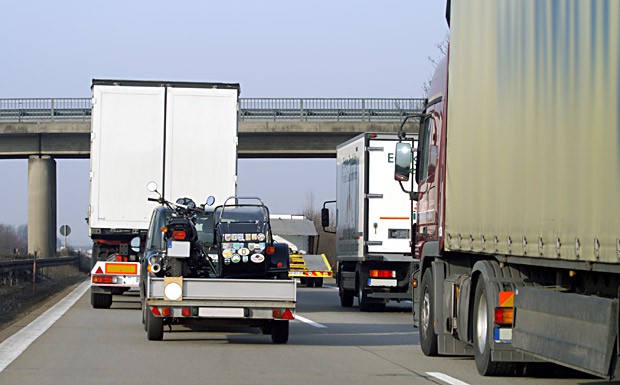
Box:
0;119;418;256
0;120;418;159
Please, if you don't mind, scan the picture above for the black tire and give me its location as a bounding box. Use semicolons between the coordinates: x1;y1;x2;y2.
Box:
314;278;324;288
91;291;112;309
271;320;289;344
339;278;354;307
419;269;438;356
372;302;386;312
167;258;187;277
358;281;374;312
146;307;164;341
473;276;516;376
260;321;272;335
306;278;315;287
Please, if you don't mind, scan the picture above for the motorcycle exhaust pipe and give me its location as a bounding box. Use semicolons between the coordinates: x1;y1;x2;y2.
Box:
150;263;161;274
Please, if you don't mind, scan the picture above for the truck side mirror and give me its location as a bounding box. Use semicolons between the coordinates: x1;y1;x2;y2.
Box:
321;208;330;228
394;142;412;182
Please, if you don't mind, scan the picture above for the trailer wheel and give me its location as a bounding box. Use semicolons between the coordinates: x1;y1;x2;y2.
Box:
271;320;289;344
91;291;112;309
339;278;354;307
306;278;315;287
419;269;438;355
314;278;324;288
473;276;516;375
146;308;164;341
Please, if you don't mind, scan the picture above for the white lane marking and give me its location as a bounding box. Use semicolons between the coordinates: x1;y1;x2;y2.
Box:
294;315;327;328
426;372;470;385
0;280;90;373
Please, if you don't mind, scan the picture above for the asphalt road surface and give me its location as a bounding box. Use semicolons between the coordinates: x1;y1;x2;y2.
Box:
0;279;616;385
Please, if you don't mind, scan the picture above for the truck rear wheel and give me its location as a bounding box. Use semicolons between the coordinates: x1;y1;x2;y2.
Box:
146;308;164;341
306;279;315;287
473;276;516;375
419;269;438;356
339;279;354;307
271;320;289;344
357;280;374;312
91;291;112;309
314;278;323;287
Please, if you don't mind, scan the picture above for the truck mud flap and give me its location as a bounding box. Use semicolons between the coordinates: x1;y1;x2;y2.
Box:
513;286;618;378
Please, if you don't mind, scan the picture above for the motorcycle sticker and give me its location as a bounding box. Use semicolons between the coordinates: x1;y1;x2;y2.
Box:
223;250;233;258
224;234;232;242
242;255;249;263
251;254;265;263
231;254;241;264
248;243;255;250
259;242;266;249
245;234;252;241
251;234;258;241
224;258;231;265
257;233;266;241
238;247;250;256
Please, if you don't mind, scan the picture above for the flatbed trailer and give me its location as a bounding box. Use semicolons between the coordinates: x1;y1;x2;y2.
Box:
145;276;296;343
288;253;333;287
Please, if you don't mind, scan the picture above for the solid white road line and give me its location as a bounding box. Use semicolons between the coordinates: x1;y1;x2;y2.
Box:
294;315;327;328
0;280;90;373
426;372;470;385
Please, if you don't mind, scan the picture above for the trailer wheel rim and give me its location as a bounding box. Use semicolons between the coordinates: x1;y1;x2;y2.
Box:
476;290;488;353
421;287;430;338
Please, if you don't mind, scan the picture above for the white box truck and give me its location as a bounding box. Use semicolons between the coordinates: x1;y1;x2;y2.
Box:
88;79;239;309
323;132;417;311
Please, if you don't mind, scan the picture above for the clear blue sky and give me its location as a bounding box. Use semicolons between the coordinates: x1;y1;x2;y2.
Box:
0;1;448;247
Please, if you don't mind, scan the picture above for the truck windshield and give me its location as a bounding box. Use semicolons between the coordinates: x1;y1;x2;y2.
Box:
216;205;268;223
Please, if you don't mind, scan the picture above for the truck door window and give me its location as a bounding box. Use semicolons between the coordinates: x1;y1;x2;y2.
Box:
416;117;435;183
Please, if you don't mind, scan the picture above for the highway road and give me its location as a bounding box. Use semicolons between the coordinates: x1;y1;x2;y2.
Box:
0;279;614;385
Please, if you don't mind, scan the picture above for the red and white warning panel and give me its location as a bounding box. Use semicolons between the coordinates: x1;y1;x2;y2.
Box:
91;261;140;287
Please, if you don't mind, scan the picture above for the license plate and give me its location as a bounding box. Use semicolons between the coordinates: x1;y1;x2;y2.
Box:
367;278;397;287
168;241;190;258
198;307;245;318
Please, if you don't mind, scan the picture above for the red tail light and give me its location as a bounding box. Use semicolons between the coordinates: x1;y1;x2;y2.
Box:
161;307;171;317
370;269;396;278
276;261;283;268
151;306;161;316
182;307;192;317
266;246;275;255
273;308;295;320
115;254;128;262
172;231;187;241
92;275;114;284
494;307;514;325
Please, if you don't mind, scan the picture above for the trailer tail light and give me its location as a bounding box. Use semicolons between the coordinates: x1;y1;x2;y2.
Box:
494;307;514;325
370;269;396;278
92;275;115;284
182;307;192;317
273;308;294;320
115;254;128;262
172;231;187;241
266;246;275;255
161;307;171;317
151;306;161;316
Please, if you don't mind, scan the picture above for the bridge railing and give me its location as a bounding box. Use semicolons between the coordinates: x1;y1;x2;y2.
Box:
0;97;425;123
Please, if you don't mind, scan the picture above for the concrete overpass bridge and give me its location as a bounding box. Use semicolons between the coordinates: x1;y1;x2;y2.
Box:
0;97;422;257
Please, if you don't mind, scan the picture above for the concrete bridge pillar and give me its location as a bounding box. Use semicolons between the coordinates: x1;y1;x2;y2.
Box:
28;156;57;258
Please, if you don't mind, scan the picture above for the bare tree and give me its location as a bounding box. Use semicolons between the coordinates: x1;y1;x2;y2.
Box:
423;33;450;96
300;192;336;267
0;224;28;255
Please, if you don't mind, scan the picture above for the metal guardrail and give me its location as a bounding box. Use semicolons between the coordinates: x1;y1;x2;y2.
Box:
0;98;425;123
0;256;78;274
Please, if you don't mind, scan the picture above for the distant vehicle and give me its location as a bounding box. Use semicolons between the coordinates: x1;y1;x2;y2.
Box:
323;132;417;311
88;79;238;309
394;1;620;379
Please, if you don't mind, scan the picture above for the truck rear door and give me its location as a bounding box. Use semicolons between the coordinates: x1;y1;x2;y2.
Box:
366;138;415;254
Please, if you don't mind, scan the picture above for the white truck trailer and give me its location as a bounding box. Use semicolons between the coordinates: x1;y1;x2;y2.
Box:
323;132;417;311
88;79;239;308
